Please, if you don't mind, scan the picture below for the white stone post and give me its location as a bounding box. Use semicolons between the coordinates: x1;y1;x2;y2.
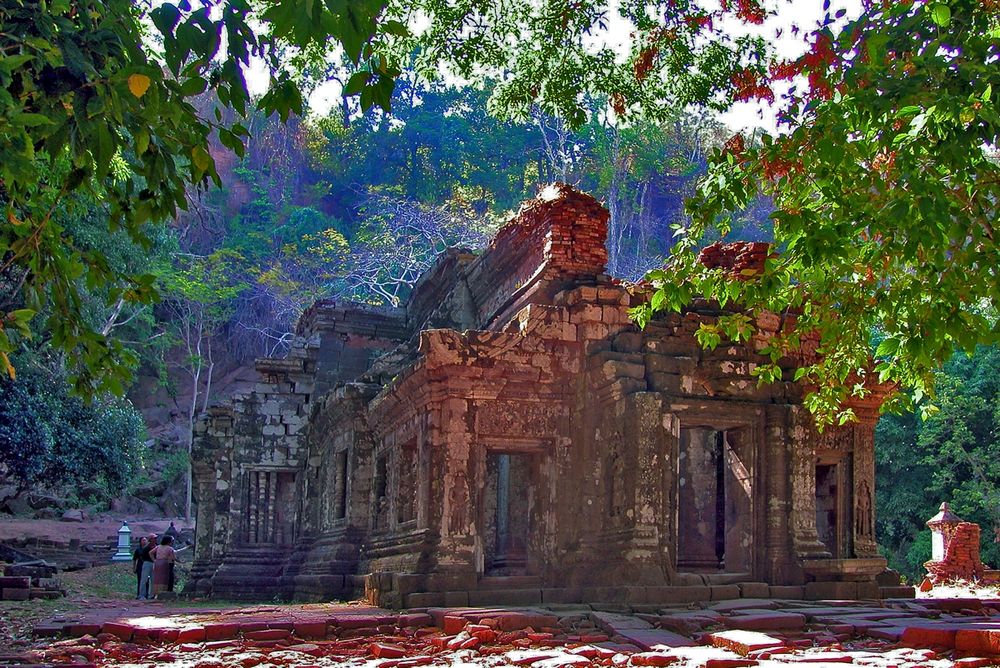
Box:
111;520;133;562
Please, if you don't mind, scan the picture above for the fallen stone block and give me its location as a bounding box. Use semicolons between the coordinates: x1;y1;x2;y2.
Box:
443;615;468;634
398;613;433;628
175;626;207;644
204;623;239;641
493;611;560;632
370;642;407;658
709;630;784;656
2;587;30;601
630;651;678;666
329;613;397;630
616;628;696;651
293;621;328;639
723;611;807;631
954;658;995;668
244;628;291;641
865;626;905;641
507;649;564;665
765;650;854;663
955;629;1000;655
31;624;64;637
29;589;63;600
101;622;134;641
0;576;30;589
533;654;592;668
901;625;957;648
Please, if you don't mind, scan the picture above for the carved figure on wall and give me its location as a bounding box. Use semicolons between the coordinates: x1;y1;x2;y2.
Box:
856;479;873;538
449;470;469;533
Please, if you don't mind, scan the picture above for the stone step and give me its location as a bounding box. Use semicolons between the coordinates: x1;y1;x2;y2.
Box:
478;576;542;590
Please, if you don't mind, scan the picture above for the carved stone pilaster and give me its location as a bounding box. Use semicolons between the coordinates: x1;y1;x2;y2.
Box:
852;422;879;557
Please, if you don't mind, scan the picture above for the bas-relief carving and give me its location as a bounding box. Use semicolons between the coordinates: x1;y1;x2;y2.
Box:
474;400;563;438
852;423;879;556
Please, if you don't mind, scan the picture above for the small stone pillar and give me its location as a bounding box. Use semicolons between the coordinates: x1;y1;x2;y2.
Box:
923;502;984;584
111;520;133;562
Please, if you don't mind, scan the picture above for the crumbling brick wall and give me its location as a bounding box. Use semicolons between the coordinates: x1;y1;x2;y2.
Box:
925;522;985;583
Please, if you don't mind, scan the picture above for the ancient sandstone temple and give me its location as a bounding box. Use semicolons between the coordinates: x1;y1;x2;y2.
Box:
187;184;901;607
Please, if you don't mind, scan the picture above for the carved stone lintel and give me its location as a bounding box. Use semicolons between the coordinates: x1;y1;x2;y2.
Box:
475;400;564;438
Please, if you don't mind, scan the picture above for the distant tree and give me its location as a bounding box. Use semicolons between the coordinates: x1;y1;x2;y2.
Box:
159;249;250;520
339;195;497;307
876;345;1000;578
0;351;146;496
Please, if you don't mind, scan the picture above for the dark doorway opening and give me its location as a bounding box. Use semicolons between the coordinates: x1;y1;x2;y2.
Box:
484;452;532;575
815;463;838;555
677;428;752;572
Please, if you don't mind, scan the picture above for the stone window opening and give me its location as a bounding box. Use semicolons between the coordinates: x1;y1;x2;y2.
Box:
243;469;297;545
397;442;417;525
677;427;753;574
373;454;389;530
333;450;349;521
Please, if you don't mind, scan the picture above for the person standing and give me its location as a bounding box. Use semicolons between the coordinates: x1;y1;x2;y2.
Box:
131;536;148;599
137;533;156;599
150;535;176;596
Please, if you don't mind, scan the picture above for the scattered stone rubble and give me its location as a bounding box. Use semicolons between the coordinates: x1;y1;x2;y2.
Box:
0;562;65;601
13;597;1000;667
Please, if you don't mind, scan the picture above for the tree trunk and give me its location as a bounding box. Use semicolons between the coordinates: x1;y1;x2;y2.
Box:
185;316;203;523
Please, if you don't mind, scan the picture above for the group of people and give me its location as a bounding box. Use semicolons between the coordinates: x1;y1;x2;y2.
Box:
131;525;178;599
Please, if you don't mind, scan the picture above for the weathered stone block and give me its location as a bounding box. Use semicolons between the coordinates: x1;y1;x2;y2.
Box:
737;582;770;598
2;587;30;600
442;590;469;607
710;585;741;601
403;592;446;608
468;588;540;607
769;585;805;599
804;582;857;600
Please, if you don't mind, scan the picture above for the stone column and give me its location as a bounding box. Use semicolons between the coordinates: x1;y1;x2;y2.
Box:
787;406;831;561
626;392;672;585
436;397;478;575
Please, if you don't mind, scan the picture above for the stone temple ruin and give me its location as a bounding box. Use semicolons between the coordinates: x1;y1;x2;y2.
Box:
187;184;904;607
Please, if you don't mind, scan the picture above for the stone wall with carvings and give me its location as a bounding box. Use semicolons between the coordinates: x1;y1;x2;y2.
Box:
188;183;895;606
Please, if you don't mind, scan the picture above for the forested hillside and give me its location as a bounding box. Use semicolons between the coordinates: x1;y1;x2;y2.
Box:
1;78;766;518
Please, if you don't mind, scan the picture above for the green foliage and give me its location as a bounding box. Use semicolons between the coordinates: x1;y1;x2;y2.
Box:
0;0;216;389
161;449;190;485
876;345;1000;579
639;0;1000;425
0;350;147;496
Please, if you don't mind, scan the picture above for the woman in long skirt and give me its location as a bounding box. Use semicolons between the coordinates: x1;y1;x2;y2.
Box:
150;535;176;596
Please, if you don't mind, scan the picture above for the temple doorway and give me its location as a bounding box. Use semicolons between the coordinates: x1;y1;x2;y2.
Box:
815;454;852;557
677;428;753;573
483;452;533;575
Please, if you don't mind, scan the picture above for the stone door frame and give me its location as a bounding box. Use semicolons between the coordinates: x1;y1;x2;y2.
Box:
665;401;766;580
474;436;554;578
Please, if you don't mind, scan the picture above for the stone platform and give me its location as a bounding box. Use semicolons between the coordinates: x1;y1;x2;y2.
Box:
8;596;1000;667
